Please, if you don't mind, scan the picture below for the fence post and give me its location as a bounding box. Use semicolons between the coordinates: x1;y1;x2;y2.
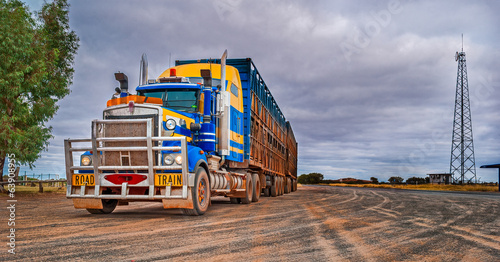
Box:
39;182;43;193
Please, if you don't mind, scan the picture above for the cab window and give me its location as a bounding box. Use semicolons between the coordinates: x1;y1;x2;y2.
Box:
230;83;239;97
138;88;200;113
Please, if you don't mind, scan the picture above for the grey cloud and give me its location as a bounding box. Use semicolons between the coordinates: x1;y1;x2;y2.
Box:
13;0;500;183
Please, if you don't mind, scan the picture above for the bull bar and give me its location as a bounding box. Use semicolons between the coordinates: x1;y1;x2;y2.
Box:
64;119;192;200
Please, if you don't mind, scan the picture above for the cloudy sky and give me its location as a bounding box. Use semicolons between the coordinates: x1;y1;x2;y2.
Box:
16;0;500;182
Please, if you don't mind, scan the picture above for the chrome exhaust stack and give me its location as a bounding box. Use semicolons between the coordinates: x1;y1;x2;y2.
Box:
139;53;148;86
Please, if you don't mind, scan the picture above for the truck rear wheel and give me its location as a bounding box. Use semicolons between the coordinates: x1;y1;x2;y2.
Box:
263;187;270;197
270;176;277;197
240;173;253;204
276;177;281;196
251;173;260;202
86;199;118;214
278;176;283;196
182;167;210;216
285;177;291;194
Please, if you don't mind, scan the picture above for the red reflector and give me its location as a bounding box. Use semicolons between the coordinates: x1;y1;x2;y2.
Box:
170;68;176;76
104;174;147;185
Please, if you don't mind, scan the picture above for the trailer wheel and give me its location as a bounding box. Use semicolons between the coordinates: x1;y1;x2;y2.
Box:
86;199;118;214
276;177;280;196
278;176;283;196
241;173;253;204
270;176;277;197
294;179;297;191
263;187;270;197
183;167;210;216
281;177;285;195
251;173;260;202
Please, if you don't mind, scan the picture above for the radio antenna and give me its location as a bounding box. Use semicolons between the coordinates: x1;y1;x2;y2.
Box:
461;33;463;52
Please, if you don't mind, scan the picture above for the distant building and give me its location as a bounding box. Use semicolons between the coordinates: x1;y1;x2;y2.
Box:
427;173;452;185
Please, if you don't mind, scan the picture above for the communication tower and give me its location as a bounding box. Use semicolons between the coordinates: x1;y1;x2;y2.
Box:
449;40;476;184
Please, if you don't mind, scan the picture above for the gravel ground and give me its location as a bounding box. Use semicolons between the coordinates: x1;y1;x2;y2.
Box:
1;185;499;261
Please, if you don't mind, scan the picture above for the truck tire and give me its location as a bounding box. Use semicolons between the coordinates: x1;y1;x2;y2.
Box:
285;177;291;194
251;173;260;202
276;176;281;196
86;199;118;214
282;177;285;195
240;173;253;204
182;167;210;215
270;176;277;197
279;176;284;196
263;187;270;197
294;179;297;191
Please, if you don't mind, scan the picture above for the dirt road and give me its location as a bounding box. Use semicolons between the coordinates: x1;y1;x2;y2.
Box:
1;185;499;261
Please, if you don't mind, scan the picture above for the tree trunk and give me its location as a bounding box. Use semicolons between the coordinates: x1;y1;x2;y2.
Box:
0;155;5;182
0;156;5;193
14;166;20;181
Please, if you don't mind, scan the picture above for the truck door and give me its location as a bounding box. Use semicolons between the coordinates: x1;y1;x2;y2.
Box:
229;83;243;161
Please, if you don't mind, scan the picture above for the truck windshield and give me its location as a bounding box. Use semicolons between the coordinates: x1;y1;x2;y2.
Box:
138;88;199;113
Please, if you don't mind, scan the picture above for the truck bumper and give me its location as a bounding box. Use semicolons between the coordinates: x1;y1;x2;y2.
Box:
67;173;196;209
69;188;195;210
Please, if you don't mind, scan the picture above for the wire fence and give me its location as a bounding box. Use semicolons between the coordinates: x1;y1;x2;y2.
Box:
21;173;63;181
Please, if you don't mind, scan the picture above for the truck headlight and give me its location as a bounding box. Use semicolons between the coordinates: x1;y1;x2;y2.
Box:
166;119;176;130
175;155;182;165
81;155;92;166
164;154;174;165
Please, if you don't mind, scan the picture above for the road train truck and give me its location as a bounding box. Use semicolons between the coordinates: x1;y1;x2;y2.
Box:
64;51;298;215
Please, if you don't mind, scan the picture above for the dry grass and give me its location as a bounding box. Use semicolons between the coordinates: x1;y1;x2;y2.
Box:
0;184;66;196
324;183;499;192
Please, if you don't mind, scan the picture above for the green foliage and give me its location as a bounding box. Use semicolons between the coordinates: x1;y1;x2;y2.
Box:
388;176;404;184
297;173;324;184
406;176;427;185
0;0;79;177
370;177;379;184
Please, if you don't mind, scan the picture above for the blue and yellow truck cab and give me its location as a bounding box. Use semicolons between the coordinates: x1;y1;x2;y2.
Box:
65;51;298;215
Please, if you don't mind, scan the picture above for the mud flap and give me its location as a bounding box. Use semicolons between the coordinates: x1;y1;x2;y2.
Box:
73;199;103;209
162;188;194;209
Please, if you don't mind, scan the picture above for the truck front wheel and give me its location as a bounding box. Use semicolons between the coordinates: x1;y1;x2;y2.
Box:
183;167;210;216
86;199;118;214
